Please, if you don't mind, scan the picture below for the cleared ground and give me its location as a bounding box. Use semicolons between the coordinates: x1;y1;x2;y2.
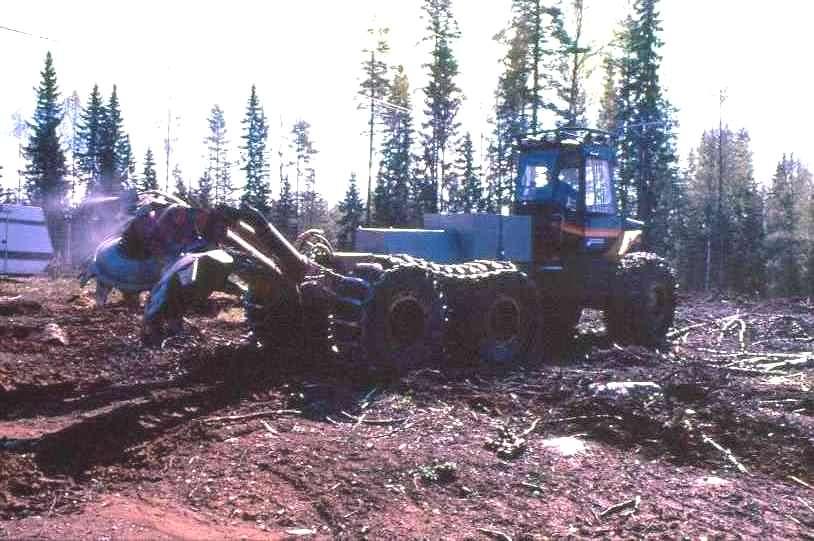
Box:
0;277;812;539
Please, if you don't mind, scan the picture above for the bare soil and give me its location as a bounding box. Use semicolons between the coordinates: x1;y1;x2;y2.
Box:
0;277;812;540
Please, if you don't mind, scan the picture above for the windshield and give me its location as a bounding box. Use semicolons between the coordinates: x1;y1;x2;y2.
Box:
519;164;551;200
585;158;615;214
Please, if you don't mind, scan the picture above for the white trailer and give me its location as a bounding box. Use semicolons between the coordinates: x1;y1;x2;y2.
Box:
0;205;54;275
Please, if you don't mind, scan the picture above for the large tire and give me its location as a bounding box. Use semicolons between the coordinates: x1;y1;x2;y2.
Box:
334;263;444;374
605;252;676;347
244;281;305;351
464;271;539;365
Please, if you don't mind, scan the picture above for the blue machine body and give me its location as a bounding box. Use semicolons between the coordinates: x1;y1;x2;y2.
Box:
355;213;533;264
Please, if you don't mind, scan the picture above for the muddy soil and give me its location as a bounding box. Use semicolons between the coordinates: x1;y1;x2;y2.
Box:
0;278;812;539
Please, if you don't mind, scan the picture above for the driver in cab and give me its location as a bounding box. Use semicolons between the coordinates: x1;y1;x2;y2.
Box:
537;167;578;211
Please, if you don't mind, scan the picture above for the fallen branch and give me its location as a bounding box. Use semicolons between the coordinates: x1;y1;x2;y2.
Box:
340;411;408;425
203;409;301;424
519;417;541;438
667;322;707;340
260;420;278;435
701;433;749;474
599;495;641;518
476;527;513;541
545;414;621;424
720;318;747;351
789;475;813;491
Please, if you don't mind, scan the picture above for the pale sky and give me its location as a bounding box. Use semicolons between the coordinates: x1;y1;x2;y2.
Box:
1;0;812;204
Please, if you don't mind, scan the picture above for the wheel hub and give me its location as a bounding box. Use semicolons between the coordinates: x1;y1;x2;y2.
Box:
388;294;426;348
489;295;521;344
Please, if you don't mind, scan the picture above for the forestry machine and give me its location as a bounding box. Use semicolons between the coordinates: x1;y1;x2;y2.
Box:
85;127;675;372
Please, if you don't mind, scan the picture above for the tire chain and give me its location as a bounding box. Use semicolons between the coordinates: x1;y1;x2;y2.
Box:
330;253;529;366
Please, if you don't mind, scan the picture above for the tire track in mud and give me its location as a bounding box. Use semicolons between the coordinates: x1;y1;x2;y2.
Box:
1;345;287;477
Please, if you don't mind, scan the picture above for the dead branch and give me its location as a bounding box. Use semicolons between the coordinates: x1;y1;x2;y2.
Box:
340;411;408;425
476;527;513;541
545;414;622;424
260;420;278;435
789;475;813;491
701;433;749;474
667;322;707;340
519;417;541;438
521;482;544;492
761;357;814;371
203;409;302;424
599;495;641;518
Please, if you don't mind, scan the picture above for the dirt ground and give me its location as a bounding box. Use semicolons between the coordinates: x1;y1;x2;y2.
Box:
0;277;812;540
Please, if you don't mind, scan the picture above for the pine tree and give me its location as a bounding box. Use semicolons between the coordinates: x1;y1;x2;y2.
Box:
337;173;365;249
240;85;271;214
420;0;462;213
374;66;414;226
139;148;159;191
77;84;106;194
23;52;67;248
205;105;233;205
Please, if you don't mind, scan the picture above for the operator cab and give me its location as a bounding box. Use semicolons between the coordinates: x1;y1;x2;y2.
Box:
513;129;627;285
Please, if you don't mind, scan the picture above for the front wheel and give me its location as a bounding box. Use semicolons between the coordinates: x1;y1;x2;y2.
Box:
605;252;676;347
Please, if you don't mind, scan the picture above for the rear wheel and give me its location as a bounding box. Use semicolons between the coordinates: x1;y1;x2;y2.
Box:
468;272;539;365
605;252;676;347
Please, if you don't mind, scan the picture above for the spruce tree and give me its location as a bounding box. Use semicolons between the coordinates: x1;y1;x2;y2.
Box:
511;0;570;130
171;164;188;201
359;27;391;222
615;0;679;251
23;52;67;247
420;0;462;213
205;105;233;205
337;173;365;249
240;85;271;215
77;84;106;194
453;132;483;213
272;175;297;239
559;0;592;127
488;20;529;210
765;155;810;296
97;86;131;195
139;148;159;191
596;51;619;133
375;66;414;226
681;128;766;294
291;120;318;231
61;90;82;199
196;171;213;208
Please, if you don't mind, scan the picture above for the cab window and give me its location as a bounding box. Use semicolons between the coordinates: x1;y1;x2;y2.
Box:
585;158;615;214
